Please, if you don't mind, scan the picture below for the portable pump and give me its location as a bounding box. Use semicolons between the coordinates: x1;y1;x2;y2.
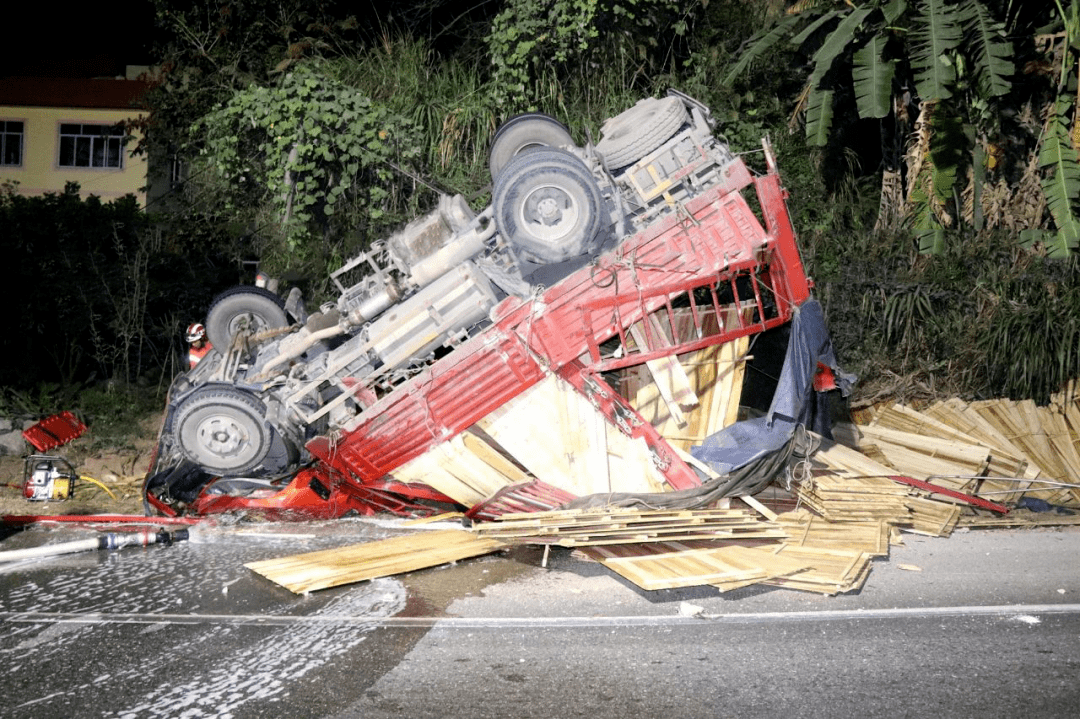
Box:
22;455;78;501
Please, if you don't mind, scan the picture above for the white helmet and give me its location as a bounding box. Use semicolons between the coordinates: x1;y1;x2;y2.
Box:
186;323;206;343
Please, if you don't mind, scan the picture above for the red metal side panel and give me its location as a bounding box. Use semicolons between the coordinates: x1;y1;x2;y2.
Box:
312;160;811;496
311;330;546;482
755;171;811;309
493;190;771;373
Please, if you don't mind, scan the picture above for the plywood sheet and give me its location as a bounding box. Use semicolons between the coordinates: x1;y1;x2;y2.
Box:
477;374;667;496
387;430;529;506
596;545;771;590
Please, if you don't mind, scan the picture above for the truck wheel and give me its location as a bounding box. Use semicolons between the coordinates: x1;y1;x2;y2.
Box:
173;387;271;475
489;113;575;181
493;147;606;264
595;96;689;171
205;286;288;349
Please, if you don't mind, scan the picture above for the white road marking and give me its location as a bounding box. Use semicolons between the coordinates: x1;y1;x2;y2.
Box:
3;603;1079;628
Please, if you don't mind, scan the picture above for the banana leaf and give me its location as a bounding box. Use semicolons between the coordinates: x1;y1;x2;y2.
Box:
853;34;896;119
805;88;835;147
723;14;805;85
910;0;964;101
961;1;1013;97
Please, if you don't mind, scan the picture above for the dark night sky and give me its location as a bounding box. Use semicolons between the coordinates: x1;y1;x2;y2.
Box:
3;6;156;79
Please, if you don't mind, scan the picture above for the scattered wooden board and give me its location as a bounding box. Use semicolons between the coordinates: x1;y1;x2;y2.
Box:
472;507;785;546
245;529;507;594
577;542;807;592
592;544;773;590
776;510;891;556
709;545;815;592
760;545;873;595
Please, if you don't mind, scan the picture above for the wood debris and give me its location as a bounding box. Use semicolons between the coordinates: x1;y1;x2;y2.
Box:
574;512;879;595
759;545;873;594
244;529;507;594
243;377;1080;599
775;509;892;557
585;543;785;591
471;507;786;546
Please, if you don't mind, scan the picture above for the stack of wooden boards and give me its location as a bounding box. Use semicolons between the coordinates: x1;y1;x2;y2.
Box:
814;387;1080;533
246;378;1080;599
572;507;888;595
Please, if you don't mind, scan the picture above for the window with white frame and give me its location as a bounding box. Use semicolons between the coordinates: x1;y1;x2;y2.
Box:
58;123;126;168
1;121;22;166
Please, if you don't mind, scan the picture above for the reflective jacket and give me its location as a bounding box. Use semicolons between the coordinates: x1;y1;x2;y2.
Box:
188;342;212;369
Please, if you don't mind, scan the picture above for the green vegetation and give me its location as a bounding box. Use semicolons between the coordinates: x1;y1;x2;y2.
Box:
1;0;1077;432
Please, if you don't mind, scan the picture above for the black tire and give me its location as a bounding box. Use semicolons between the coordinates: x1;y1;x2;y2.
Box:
493;147;606;264
489;113;575;181
595;96;689;170
205;286;288;349
173;386;271;475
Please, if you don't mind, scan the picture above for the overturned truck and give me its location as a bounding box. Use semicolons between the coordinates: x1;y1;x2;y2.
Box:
146;91;828;519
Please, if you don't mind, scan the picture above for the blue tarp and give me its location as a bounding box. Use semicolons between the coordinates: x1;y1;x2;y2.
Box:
690;298;855;475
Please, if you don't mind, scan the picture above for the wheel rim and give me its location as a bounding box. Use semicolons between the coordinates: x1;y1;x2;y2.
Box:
518;183;581;242
196;412;249;457
227;312;269;339
178;401;266;472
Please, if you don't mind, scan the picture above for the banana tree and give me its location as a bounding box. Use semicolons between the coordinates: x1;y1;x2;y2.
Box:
726;0;1027;251
1026;0;1080;258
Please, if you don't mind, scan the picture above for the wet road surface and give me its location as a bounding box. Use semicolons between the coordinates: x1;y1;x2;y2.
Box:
1;519;1078;718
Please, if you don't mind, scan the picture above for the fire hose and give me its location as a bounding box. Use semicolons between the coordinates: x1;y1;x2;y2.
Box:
0;528;190;563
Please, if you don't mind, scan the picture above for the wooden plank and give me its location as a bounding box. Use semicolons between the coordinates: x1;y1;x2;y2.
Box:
812;436;902;478
851;423;992;477
1043;408;1080;480
970;399;1061;479
633;346;710;449
903;496;961;537
485;506;769;525
586;542;807;592
761;545;873;595
628;310;749;452
925;399;1040;468
776;510;890;556
706;334;751;435
387;430;526;506
472;506;784;546
739;494;779;522
871;402;998;450
628;321;696;427
245;530;507;594
599;545;771;590
478;374;667;496
541;530;786;547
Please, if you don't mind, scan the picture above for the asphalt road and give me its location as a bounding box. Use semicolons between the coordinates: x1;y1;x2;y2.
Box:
1;519;1078;718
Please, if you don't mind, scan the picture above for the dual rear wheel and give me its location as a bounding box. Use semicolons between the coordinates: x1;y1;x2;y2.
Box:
487;96;690;264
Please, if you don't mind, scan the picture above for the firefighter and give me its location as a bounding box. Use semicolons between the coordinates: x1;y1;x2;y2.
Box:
186;322;212;369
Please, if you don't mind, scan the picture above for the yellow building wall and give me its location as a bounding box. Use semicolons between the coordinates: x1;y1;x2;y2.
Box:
0;105;148;205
